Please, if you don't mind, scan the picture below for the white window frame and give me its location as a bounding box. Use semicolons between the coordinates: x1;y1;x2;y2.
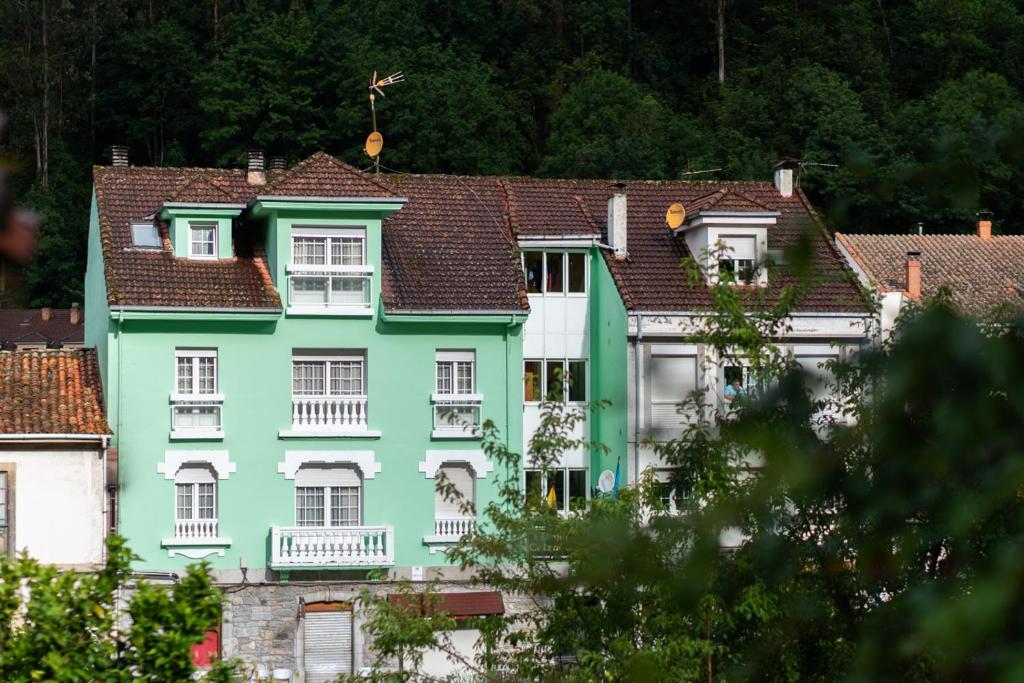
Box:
287;227;374;314
188;222;217;260
523;358;588;404
294;469;363;528
524;467;589;515
432;351;482;438
291;353;366;398
171;349;223;439
175;481;217;523
646;345;700;429
521;250;588;296
715;235;759;286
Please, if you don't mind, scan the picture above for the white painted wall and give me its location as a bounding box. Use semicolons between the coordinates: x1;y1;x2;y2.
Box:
419;628;481;679
0;447;105;567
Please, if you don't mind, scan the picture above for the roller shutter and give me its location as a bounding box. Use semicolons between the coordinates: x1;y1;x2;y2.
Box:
303;606;353;683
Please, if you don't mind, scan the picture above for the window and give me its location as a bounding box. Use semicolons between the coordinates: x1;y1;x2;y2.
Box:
189;223;216;259
290;352;369;431
172;349;222;435
289;228;371;310
647;346;699;428
716;236;757;284
722;365;756;405
652;470;690;515
292;355;365;396
0;469;12;557
131;223;161;248
524;468;588;513
434;351;481;435
173;465;218;541
435;464;475;527
524;359;587;403
522;252;588;295
295;466;361;527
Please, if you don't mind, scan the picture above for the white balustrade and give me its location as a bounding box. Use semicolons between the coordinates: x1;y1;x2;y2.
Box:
174;518;219;541
291;395;368;430
271;526;394;567
433;517;476;539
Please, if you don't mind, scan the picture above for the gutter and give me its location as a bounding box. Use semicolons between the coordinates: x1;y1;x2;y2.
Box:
384;308;529;316
110;305;282;314
633;315;643;488
0;433;110;442
253;195;409;205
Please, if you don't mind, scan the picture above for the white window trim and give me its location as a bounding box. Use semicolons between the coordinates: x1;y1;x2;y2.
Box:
522;358;588;405
295;480;362;528
419;450;493;479
158;450;236;480
524;466;590;515
291;354;366;396
160;459;232;557
171;349;223;439
188;222;218;260
521;250;589;297
277;450;381;480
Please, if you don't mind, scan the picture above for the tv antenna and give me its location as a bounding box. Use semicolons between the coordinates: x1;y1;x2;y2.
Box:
365;70;404;173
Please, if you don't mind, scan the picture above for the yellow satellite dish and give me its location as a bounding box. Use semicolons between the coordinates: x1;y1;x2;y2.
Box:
364;131;384;158
666;202;686;229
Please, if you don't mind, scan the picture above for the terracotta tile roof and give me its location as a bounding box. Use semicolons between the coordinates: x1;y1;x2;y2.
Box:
380;174;527;312
167;176;243;204
502;178;602;237
388;591;504;618
93;165;282;309
0;349;110;435
0;309;84;348
836;233;1024;318
685;188;775;216
259;152;395;198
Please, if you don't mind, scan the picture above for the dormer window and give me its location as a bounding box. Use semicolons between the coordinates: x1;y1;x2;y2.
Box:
716;236;758;285
287;227;373;315
189;223;217;259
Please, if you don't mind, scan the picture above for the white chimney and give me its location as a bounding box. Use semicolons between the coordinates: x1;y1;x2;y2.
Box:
111;145;129;167
608;187;628;261
247;150;266;186
773;159;797;198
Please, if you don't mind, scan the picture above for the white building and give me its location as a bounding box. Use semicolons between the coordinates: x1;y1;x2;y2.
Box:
0;349;111;568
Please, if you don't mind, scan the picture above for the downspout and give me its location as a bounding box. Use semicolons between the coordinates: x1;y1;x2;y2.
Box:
505;316;515;452
115;310;124;537
100;434;109;564
633;315;643;486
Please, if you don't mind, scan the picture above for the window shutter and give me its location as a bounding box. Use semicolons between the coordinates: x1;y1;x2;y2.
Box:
436;350;475;362
721;236;756;260
295;466;361;488
646;345;699;429
175;465;216;484
435;464;475;517
303;607;353;682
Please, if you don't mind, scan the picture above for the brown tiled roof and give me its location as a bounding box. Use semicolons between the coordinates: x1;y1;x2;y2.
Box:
836;233;1024;318
259;152;395;198
685;188;775;217
388;591;504;618
0;349;110;435
167;176;243;204
502;178;602;237
380;174;527;312
0;309;84;348
94;165;282;309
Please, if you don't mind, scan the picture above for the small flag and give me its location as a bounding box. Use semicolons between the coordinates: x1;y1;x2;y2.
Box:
546;483;557;508
612;456;621;499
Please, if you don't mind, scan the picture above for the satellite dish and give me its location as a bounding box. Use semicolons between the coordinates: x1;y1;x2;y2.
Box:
666;203;686;229
597;469;616;494
364;131;384;158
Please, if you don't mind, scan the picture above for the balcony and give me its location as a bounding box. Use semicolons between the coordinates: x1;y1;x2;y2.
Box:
280;395;381;438
286;265;373;316
161;519;231;558
169;394;224;440
431;394;483;439
270;525;394;568
424;516;476;544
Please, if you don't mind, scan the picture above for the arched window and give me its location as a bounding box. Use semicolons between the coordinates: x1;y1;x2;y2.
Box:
174;464;218;540
295;466;361;527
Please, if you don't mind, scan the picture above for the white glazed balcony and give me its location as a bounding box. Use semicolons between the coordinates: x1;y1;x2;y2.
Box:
286;265;373;316
282;395;381;437
270;525;394;568
430;393;483;439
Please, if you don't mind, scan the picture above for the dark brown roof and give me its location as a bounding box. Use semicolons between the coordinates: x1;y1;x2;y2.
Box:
94;165;281;309
685;188;775;217
167;176;243;204
836;233;1024;318
0;349;110;435
259;152;395;199
388;591;504;618
0;309;84;348
380;174;527;312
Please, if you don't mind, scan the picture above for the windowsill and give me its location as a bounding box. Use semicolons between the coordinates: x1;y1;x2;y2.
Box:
169;430;224;441
170;393;225;403
286;306;373;318
286;264;374;274
430;429;482;440
431;393;483;403
278;428;382;439
161;536;232;548
422;535;466;544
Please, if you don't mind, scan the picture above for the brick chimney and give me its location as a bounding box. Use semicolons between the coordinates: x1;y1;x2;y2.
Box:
977;210;993;240
247;150;266;185
906;251;922;301
607;184;628;260
41;307;51;322
70;302;81;325
111;145;129;167
773;158;798;198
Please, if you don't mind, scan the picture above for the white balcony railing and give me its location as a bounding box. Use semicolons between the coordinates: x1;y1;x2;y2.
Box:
287;270;371;312
431;394;482;438
292;395;368;430
174;518;220;541
433;516;476;539
270;525;394;568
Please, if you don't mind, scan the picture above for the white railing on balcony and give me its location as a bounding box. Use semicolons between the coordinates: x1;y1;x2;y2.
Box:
431;394;482;438
292;395;368;430
173;518;220;542
433;516;476;539
270;525;394;567
287;271;372;311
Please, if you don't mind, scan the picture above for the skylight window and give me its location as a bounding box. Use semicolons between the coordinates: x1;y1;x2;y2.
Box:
131;223;161;249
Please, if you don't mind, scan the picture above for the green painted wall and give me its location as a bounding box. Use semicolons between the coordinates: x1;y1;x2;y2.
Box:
161;208;240;259
84;191;112;400
589;253;628;485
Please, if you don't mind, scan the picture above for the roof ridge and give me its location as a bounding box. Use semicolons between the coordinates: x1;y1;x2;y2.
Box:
261;151;394;197
167;174;237;203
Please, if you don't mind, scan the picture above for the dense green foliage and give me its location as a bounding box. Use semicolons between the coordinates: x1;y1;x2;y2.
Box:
3;0;1024;306
0;535;232;681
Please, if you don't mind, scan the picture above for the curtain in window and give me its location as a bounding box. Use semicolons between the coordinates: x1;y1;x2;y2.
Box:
296;487;326;526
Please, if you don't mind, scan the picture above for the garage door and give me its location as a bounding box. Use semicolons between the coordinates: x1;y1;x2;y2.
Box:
303;606;353;683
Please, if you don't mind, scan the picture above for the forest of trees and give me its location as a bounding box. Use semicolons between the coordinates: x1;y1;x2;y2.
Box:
2;0;1024;306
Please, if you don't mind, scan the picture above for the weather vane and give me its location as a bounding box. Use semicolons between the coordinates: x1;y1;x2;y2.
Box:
365;70;404;173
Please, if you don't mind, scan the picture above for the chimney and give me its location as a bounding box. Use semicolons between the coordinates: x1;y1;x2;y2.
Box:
773;158;797;198
607;185;628;261
111;145;129;167
41;307;51;322
906;251;922;301
247;150;266;185
70;302;81;325
977;210;993;240
268;156;287;172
